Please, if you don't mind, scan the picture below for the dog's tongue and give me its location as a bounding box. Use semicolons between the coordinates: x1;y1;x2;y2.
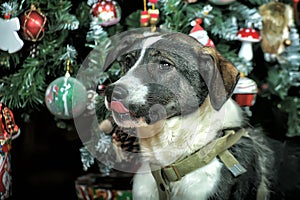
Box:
110;101;129;114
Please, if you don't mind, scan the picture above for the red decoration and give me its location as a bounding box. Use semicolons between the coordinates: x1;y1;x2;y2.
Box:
149;0;159;3
20;5;47;42
91;0;121;27
96;84;106;96
232;94;256;107
3;13;10;19
140;10;149;27
232;76;258;107
0;102;19;199
148;9;159;25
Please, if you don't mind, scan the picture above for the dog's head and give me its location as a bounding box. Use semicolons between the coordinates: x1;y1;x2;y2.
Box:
103;30;239;128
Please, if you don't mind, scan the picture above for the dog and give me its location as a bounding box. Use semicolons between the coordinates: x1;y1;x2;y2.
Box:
103;29;284;200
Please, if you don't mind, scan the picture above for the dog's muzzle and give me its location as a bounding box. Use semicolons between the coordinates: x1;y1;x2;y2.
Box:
106;84;130;114
105;84;128;112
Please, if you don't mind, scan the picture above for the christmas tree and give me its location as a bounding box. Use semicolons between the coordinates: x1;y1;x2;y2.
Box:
1;0;300;175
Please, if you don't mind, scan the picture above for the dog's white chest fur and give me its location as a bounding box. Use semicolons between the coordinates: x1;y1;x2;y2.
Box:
133;99;243;199
133;158;223;200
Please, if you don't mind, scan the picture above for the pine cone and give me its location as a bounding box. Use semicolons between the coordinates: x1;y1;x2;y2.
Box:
113;127;140;153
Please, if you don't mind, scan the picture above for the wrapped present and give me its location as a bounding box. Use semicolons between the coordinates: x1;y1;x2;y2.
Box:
75;172;133;200
0;102;20;199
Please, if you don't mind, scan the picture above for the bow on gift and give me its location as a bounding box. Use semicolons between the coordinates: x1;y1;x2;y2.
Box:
0;103;19;153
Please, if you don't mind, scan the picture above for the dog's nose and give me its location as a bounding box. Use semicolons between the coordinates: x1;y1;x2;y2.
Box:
112;84;128;100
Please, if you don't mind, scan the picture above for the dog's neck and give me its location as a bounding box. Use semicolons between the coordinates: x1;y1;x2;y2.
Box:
136;97;244;166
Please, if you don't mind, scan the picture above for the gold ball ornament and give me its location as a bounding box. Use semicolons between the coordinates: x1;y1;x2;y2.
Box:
284;39;292;46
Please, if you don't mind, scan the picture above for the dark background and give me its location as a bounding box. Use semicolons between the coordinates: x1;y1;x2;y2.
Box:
7;0;300;199
10;1;143;199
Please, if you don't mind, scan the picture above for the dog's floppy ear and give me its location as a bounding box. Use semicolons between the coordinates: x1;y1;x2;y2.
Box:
201;46;240;110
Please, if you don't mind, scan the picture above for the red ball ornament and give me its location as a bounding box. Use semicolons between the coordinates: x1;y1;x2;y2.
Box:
20;5;47;42
91;0;121;27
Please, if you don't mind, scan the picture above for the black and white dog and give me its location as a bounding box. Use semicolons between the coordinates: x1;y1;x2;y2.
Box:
103;29;284;200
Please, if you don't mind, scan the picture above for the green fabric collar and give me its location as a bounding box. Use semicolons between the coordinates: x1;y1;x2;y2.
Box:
150;128;248;200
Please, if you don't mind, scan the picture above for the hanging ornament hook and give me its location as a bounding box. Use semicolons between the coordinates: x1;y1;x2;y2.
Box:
65;59;71;78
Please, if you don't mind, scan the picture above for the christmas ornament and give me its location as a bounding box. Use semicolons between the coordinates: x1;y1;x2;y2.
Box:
96;84;106;96
1;2;18;19
189;18;215;47
0;103;20;199
140;0;149;27
0;18;24;53
99;118;114;134
259;2;294;62
148;9;159;26
232;75;258;107
20;5;47;42
208;0;236;5
140;10;149;27
86;90;97;116
75;173;133;200
184;0;198;3
140;0;159;31
236;25;261;61
45;61;88;119
148;0;159;32
91;0;121;27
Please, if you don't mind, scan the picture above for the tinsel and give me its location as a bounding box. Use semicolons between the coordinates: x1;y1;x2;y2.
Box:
80;146;95;171
278;26;300;87
55;14;79;30
0;2;18;16
59;44;78;65
87;0;99;7
210;16;238;41
228;2;262;30
86;20;110;47
95;133;112;153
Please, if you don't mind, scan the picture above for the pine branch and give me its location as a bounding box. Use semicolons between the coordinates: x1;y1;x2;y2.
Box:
125;10;141;29
0;57;46;109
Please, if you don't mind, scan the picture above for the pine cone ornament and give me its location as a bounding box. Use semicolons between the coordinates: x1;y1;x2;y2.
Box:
99;118;140;153
113;127;140;153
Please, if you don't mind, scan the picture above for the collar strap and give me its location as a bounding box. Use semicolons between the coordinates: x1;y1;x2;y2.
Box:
150;128;248;200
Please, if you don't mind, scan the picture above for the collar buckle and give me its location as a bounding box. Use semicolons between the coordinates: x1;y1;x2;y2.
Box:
170;164;182;181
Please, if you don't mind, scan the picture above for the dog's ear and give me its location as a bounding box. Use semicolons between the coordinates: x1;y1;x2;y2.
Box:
201;46;240;110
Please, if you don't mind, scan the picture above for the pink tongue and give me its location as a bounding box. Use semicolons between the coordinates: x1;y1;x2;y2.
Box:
110;101;129;113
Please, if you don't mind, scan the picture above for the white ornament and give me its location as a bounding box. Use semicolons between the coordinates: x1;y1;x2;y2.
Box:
208;0;236;5
0;17;24;54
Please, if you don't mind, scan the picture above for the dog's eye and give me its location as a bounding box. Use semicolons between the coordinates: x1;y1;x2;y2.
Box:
159;61;173;71
124;55;136;67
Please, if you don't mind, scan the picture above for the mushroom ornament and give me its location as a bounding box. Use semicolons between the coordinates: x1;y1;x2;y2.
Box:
236;26;261;61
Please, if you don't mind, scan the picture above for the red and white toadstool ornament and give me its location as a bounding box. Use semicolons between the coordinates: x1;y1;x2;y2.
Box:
236;25;261;61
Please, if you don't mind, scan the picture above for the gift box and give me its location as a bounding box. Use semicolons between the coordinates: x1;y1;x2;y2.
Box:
0;103;19;199
75;172;133;200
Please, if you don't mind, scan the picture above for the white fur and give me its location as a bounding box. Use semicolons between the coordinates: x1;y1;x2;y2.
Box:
133;98;243;199
114;76;149;105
